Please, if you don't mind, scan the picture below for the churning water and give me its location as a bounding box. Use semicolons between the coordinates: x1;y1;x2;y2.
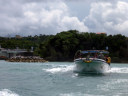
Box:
0;61;128;96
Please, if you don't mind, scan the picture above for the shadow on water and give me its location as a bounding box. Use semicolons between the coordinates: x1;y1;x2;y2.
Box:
75;72;109;77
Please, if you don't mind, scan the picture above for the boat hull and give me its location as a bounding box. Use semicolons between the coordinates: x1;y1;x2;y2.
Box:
74;58;110;74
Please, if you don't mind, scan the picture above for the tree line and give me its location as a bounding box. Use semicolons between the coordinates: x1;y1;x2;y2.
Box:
0;30;128;62
37;30;128;62
0;34;52;50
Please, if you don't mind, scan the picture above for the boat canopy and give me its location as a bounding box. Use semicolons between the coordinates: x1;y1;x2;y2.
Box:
80;50;109;54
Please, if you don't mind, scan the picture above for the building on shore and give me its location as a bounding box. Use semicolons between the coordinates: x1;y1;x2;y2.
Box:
15;35;22;39
96;32;107;35
0;46;33;59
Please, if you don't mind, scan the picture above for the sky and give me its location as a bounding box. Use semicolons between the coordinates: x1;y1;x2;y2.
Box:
0;0;128;37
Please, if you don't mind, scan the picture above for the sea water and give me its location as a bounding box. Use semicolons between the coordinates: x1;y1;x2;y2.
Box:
0;60;128;96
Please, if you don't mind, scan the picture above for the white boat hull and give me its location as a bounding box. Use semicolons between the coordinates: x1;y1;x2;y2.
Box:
74;58;110;74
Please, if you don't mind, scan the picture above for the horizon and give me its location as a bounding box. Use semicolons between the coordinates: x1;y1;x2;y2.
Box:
0;31;127;38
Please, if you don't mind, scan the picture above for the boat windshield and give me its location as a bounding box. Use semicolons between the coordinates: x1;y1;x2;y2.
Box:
74;50;109;60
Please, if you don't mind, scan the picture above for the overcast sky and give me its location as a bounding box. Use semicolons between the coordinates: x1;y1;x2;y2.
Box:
0;0;128;37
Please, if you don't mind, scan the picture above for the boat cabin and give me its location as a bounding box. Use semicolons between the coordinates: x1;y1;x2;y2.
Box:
74;50;109;60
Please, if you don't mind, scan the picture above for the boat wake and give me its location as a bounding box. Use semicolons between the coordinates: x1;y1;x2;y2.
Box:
43;65;74;74
108;67;128;73
0;89;19;96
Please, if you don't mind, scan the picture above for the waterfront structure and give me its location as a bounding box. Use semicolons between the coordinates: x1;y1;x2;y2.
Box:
0;47;33;59
96;32;106;35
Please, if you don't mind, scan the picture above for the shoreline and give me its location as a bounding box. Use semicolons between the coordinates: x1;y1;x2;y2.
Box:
6;56;48;63
1;60;128;63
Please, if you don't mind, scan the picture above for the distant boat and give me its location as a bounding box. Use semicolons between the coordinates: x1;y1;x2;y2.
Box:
74;50;111;74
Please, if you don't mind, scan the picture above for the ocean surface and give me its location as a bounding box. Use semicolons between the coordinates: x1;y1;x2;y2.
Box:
0;60;128;96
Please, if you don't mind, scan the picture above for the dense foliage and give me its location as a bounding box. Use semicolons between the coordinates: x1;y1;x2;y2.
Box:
0;30;128;62
0;35;52;51
38;30;128;62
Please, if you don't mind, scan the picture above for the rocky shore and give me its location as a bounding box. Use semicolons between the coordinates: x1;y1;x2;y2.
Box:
6;56;48;62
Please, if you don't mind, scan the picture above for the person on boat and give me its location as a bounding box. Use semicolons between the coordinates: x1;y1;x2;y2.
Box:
76;51;81;59
105;56;111;65
105;56;108;61
107;57;111;65
94;53;98;58
86;53;90;60
98;53;104;59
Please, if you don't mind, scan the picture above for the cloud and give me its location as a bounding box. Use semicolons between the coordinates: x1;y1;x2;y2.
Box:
84;1;128;36
59;16;88;32
0;0;89;36
1;0;128;37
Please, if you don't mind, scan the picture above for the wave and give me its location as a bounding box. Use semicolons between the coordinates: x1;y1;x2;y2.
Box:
0;89;19;96
43;65;74;74
108;67;128;73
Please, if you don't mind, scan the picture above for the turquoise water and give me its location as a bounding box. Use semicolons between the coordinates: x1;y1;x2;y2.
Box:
0;61;128;96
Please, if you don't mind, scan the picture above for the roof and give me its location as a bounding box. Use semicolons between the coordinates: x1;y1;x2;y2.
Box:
80;50;109;54
96;32;106;34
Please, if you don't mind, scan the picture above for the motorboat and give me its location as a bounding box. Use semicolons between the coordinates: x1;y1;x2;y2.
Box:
74;50;111;74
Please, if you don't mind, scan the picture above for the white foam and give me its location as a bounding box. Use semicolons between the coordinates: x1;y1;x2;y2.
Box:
0;89;19;96
108;67;128;73
60;93;103;96
43;65;74;74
